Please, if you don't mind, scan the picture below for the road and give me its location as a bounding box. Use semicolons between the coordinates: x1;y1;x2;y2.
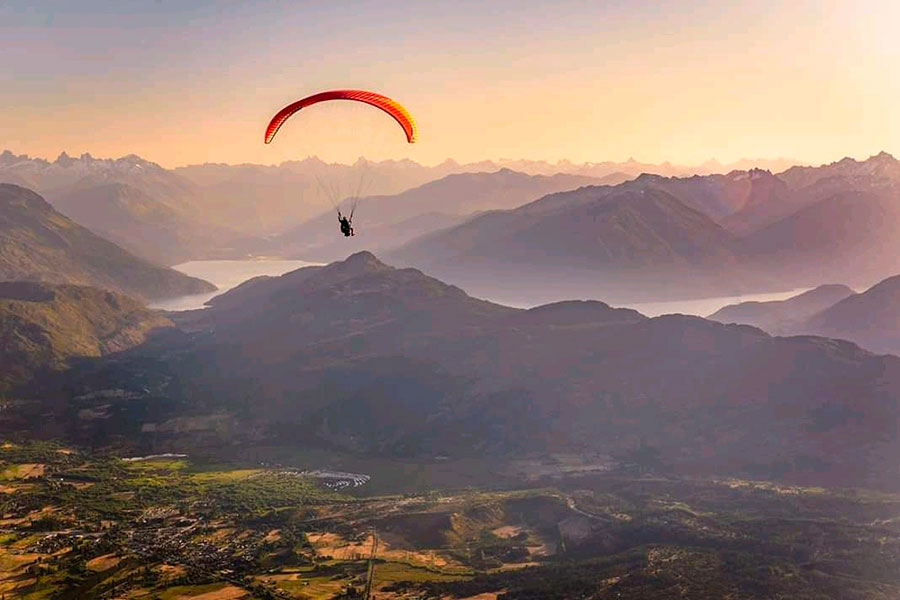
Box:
363;525;378;599
565;495;614;522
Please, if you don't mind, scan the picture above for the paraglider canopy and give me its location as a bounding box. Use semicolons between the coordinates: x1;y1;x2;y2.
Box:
264;89;417;145
264;89;417;240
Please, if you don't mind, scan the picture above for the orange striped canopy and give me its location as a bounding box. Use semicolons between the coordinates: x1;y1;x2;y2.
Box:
264;89;417;144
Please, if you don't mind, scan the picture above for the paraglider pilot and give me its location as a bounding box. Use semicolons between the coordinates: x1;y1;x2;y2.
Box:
338;211;354;237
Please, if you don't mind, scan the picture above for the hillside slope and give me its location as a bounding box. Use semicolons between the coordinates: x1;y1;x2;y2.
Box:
0;281;171;390
708;284;855;334
800;275;900;355
0;184;214;301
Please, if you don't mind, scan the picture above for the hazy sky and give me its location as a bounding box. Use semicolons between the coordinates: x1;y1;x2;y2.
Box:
1;0;897;167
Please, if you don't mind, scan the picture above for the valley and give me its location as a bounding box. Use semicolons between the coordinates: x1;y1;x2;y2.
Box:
1;441;898;599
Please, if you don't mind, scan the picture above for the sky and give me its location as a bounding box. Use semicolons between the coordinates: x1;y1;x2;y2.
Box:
1;0;897;168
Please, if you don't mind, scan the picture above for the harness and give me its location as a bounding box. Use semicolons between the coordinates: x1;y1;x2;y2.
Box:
338;204;356;237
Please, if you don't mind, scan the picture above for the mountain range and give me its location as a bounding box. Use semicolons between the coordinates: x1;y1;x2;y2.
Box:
389;153;900;304
174;154;800;234
1;149;799;239
0;150;192;202
0;151;266;265
0;184;214;301
38;252;899;490
4;149;899;307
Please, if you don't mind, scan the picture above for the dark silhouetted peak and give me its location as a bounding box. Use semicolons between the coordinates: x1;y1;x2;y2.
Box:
306;251;395;286
196;252;512;344
208;254;403;313
337;251;389;274
308;252;468;302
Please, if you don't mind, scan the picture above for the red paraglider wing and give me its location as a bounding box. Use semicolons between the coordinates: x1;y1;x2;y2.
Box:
264;89;417;144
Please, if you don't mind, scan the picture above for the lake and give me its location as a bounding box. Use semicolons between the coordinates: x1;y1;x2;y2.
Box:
153;259;809;317
623;289;810;318
497;289;810;318
150;259;321;311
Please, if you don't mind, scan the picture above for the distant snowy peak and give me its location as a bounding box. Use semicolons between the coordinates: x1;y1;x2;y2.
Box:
1;149;165;173
0;149;191;203
778;151;900;189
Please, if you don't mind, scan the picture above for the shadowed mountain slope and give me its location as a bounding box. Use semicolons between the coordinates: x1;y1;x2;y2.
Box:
0;281;171;390
0;184;214;301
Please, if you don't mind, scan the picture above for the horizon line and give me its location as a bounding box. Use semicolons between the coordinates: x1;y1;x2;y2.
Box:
1;147;845;172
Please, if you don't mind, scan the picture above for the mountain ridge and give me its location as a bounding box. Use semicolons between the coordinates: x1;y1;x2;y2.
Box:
387;153;900;303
